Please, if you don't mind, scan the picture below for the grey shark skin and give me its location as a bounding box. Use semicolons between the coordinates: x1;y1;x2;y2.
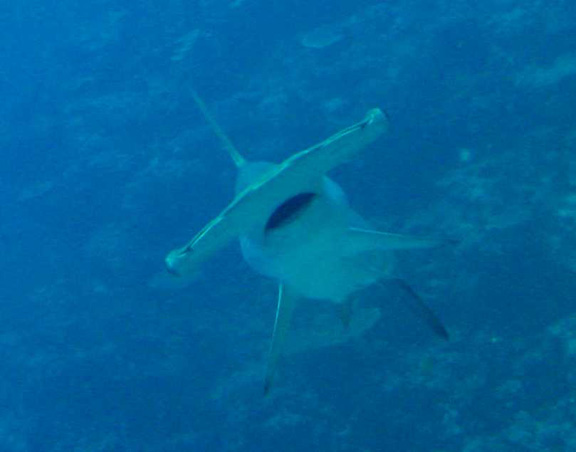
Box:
165;95;448;395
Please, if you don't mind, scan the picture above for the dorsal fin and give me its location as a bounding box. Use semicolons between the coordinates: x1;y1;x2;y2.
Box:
191;91;246;168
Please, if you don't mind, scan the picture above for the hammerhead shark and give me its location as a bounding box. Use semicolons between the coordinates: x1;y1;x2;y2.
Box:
166;94;448;394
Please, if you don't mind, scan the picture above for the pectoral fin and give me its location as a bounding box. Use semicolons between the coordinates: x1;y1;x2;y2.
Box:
346;227;446;254
264;284;299;395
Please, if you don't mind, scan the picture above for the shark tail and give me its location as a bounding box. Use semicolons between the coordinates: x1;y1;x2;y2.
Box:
191;91;246;168
388;278;449;340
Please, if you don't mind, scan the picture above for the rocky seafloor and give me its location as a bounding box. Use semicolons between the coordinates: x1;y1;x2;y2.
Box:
2;0;576;450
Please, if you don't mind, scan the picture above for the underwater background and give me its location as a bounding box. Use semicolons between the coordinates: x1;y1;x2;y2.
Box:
2;0;576;450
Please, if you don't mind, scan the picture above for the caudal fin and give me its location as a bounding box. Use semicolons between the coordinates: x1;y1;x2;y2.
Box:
388;278;450;340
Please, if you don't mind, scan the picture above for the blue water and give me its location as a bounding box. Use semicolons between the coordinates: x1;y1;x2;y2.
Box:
2;0;576;450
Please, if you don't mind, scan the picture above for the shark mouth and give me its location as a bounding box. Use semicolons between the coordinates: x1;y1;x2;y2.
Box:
264;192;317;233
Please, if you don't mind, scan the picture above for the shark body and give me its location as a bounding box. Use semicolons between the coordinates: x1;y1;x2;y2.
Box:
241;172;390;301
166;95;448;393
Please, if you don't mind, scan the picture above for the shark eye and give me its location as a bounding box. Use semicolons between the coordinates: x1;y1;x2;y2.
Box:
165;260;181;276
165;248;191;276
265;192;317;233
